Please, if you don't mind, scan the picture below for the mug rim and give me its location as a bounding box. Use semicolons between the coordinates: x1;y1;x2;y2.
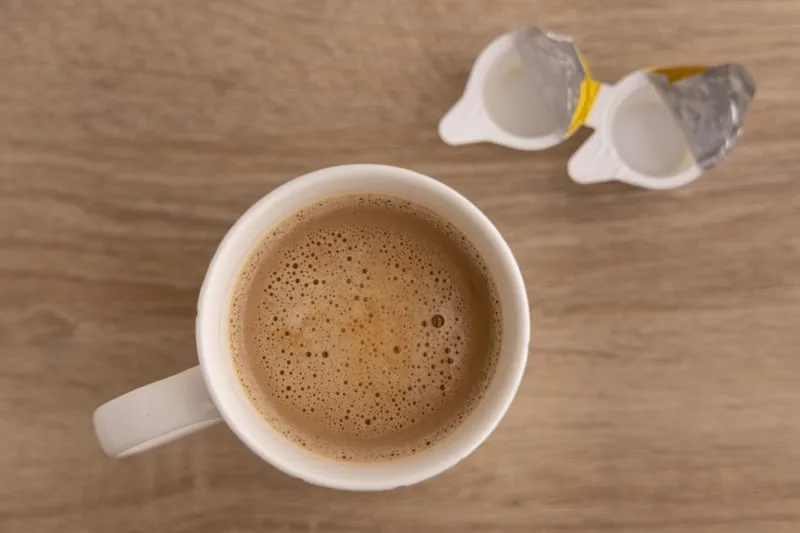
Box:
196;164;530;490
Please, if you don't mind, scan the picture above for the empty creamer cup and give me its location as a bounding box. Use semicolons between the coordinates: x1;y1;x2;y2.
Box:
439;28;756;190
438;27;598;150
568;64;756;189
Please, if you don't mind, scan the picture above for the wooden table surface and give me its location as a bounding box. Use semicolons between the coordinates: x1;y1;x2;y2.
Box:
2;1;799;532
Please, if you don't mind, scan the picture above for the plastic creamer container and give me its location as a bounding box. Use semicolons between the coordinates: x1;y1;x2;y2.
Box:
439;27;755;190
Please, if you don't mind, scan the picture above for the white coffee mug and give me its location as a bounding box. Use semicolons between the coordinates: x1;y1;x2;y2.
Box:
93;164;530;490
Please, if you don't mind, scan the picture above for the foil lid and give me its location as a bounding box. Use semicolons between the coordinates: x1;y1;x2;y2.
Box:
512;27;585;138
647;64;756;170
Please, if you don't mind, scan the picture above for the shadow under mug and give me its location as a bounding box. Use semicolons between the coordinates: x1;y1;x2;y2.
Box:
93;164;530;490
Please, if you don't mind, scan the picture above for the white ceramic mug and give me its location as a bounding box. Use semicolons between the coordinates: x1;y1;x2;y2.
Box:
93;164;530;490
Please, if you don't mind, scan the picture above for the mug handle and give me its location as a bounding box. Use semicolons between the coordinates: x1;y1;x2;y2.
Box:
93;366;223;457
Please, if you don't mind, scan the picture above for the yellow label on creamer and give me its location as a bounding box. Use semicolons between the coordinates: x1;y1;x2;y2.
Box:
567;54;602;135
647;66;709;83
568;77;602;134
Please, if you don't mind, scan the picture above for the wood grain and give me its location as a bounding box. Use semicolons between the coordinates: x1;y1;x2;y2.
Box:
1;1;799;532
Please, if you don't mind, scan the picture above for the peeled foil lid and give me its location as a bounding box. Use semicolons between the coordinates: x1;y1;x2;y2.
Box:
512;27;585;138
647;64;756;170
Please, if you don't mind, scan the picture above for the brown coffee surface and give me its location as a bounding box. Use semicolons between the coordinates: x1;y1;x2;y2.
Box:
229;194;501;461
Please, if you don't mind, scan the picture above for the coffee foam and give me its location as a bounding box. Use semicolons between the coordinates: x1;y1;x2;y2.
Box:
229;195;501;461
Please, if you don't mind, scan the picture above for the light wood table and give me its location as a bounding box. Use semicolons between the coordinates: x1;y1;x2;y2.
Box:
1;1;799;532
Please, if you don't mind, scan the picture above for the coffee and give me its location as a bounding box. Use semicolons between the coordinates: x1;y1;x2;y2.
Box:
229;194;501;461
